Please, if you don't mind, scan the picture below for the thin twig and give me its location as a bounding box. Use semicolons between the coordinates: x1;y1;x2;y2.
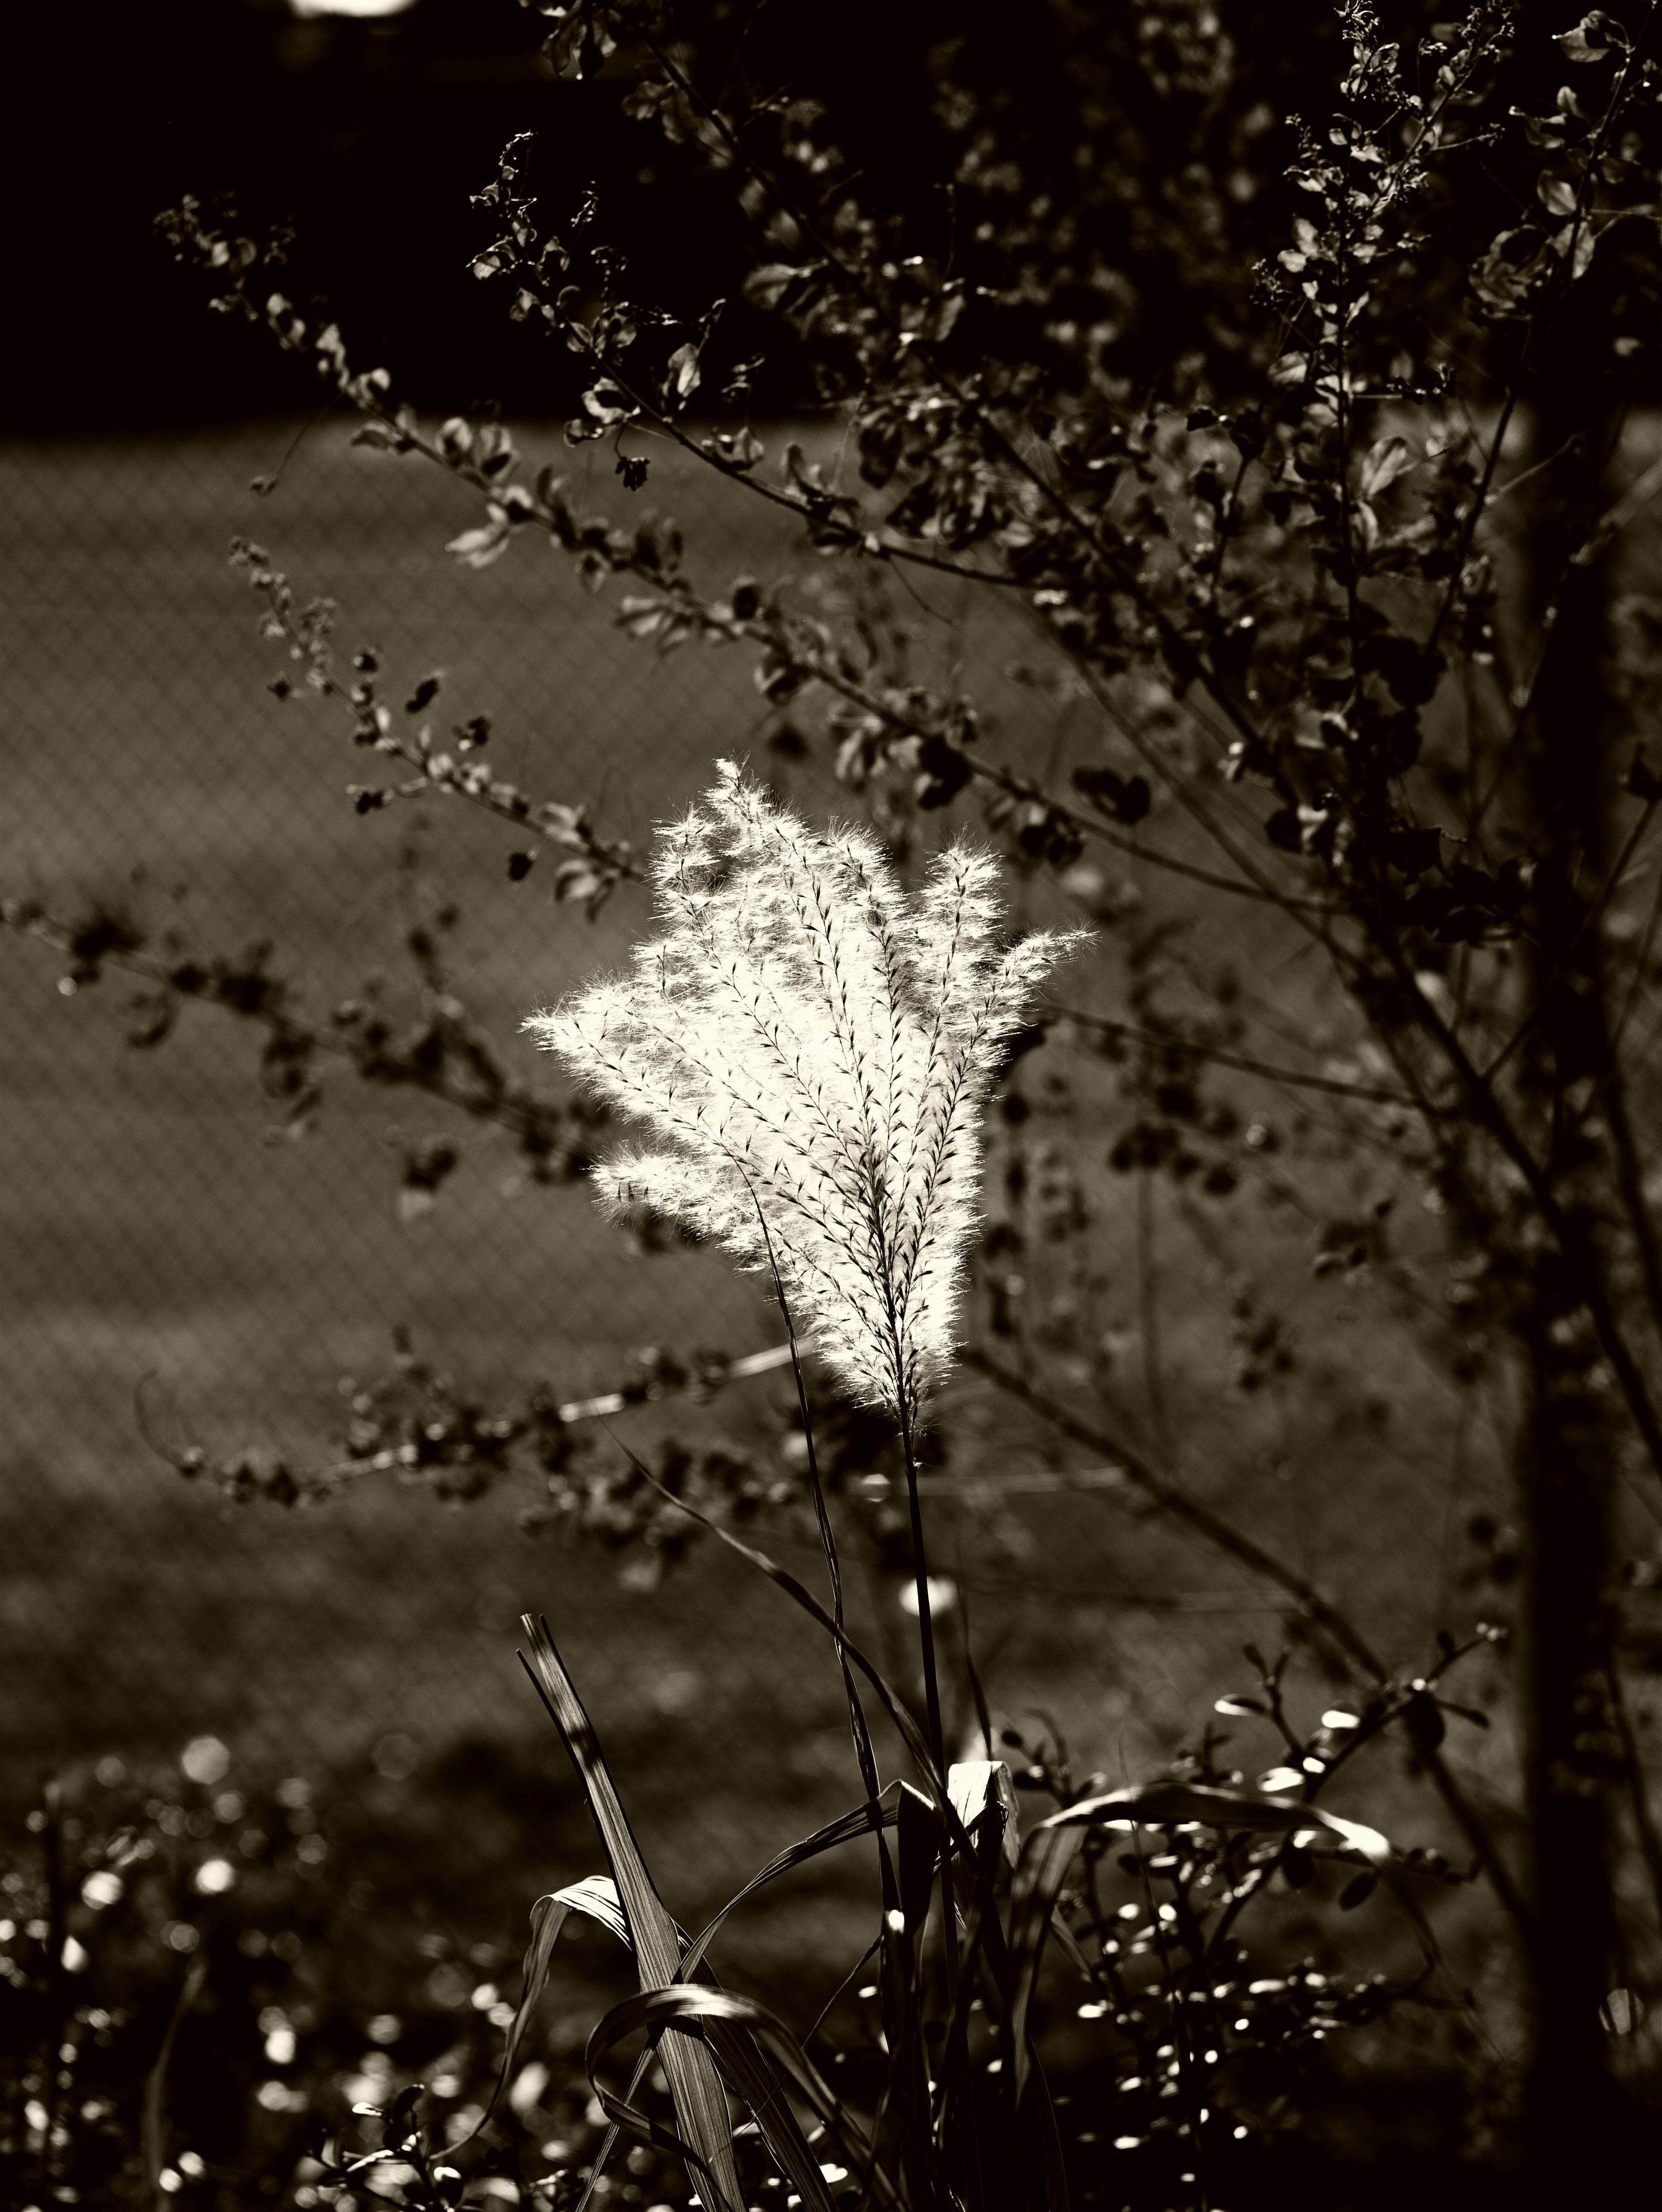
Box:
1048;1004;1428;1111
1136;1166;1175;1471
1604;1655;1662;1942
961;1345;1534;1939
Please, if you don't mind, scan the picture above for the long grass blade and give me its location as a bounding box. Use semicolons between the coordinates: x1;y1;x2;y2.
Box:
678;1788;901;1979
935;1774;1019;2211
601;1448;982;2211
1022;2055;1073;2212
670;1790;907;2212
519;1616;744;2212
698;2019;839;2212
448;1874;637;2156
529;1847;902;2211
892;1783;943;2209
602;1431;944;1794
1006;1825;1083;2107
588;1984;899;2212
142;1954;205;2209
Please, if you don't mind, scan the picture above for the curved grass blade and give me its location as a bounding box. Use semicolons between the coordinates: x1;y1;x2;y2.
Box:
589;1984;899;2212
895;1783;949;2208
602;1432;944;1794
698;2020;839;2212
530;1853;895;2212
448;1873;635;2157
519;1615;744;2212
934;1779;1013;2211
678;1786;901;1979
143;1954;205;2209
504;1752;901;2207
924;1826;1070;2212
670;1797;908;2212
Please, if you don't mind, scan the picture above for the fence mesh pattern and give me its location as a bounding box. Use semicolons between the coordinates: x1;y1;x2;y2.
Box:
2;421;1491;1912
0;421;835;1797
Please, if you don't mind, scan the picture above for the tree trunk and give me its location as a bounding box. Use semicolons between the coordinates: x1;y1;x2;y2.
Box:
1514;351;1633;2174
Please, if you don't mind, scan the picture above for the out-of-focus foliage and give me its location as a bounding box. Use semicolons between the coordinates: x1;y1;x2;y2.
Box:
12;0;1662;2197
0;1743;649;2209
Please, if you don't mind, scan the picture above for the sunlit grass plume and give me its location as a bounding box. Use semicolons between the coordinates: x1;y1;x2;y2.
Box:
526;760;1087;1422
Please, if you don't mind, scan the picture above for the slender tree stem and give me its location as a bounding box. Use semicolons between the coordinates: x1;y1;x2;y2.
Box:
963;1345;1534;1937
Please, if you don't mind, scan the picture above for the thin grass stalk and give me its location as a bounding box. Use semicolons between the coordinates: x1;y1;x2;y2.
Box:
758;1216;927;2189
142;1955;205;2212
892;1385;960;2012
741;1173;899;1916
604;1435;1003;2208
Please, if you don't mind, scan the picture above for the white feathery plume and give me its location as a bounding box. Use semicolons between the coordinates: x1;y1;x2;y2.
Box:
525;760;1089;1422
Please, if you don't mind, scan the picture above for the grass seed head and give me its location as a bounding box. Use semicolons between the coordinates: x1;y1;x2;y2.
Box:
527;761;1088;1419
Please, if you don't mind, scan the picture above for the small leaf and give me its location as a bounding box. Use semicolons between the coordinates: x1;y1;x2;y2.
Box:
553;861;608;909
1071;765;1152;825
446;508;512;569
1557;11;1627;63
744;264;803;310
729;575;761;623
1358;434;1416;500
1552;217;1598;281
667;342;702;401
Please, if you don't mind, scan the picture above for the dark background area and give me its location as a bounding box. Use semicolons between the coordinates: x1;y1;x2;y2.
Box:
5;0;1356;433
5;7;1594;2199
9;0;654;429
7;0;937;431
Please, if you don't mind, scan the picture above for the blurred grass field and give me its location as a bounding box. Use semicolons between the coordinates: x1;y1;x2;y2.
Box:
0;418;1526;1999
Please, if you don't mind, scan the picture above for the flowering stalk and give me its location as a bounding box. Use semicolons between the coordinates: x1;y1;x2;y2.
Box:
527;761;1087;1776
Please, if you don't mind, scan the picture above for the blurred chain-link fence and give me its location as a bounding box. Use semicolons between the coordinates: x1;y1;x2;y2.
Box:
0;420;847;1801
2;420;1489;1911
